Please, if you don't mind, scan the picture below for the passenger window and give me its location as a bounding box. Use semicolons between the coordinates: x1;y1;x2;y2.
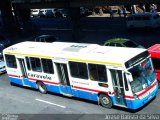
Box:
41;58;54;74
69;61;88;79
30;57;42;72
5;54;17;68
88;63;107;82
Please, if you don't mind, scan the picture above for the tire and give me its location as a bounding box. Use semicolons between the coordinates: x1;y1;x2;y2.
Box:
37;82;47;94
99;94;112;108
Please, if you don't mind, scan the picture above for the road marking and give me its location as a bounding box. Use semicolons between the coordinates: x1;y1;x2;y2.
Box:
35;98;66;108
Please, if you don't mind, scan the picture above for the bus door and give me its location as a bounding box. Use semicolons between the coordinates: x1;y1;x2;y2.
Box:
17;58;30;86
55;63;72;96
109;69;127;106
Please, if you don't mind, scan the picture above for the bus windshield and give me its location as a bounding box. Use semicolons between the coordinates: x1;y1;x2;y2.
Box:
128;58;156;93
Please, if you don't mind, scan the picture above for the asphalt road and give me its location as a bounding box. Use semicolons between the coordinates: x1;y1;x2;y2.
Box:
0;73;160;120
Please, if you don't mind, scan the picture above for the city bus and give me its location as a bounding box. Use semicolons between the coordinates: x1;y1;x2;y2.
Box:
148;44;160;88
3;41;158;110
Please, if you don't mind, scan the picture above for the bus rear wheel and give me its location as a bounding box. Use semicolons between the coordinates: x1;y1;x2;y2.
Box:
99;94;112;108
37;82;47;94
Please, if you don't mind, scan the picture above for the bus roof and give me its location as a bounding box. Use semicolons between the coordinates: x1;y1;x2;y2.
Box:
3;41;147;66
148;44;160;58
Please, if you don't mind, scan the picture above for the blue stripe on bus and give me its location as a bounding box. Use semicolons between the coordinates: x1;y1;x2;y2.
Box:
8;77;23;86
45;84;61;94
8;76;158;110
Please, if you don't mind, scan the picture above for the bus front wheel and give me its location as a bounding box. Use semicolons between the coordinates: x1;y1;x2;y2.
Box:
99;94;112;108
37;82;47;94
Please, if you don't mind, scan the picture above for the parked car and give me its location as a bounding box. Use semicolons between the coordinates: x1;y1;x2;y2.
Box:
0;44;5;58
34;35;58;42
104;38;144;48
0;59;6;74
0;35;11;47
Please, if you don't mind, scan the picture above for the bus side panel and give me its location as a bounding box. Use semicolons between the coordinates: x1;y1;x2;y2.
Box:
27;80;37;89
8;76;23;86
44;84;60;94
71;89;79;97
72;88;98;101
76;90;91;100
23;78;36;87
8;76;37;89
89;93;98;101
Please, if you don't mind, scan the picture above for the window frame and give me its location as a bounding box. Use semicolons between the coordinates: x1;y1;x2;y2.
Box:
41;58;54;74
88;63;108;82
69;61;88;79
5;54;17;68
30;57;42;72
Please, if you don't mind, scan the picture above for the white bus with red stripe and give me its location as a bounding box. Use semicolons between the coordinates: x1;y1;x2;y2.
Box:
3;41;158;110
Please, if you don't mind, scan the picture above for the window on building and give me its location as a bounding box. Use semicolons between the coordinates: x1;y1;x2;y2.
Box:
41;58;54;74
69;61;88;79
88;63;107;82
5;54;17;68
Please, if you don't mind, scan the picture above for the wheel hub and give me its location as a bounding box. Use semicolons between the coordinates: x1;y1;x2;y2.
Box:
102;97;109;105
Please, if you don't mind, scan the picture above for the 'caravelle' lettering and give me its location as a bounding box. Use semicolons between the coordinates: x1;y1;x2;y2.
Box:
28;73;51;80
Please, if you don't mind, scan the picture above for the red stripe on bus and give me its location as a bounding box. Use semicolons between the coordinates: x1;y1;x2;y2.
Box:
8;74;19;78
28;77;60;85
125;95;134;99
137;81;157;97
73;86;108;94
